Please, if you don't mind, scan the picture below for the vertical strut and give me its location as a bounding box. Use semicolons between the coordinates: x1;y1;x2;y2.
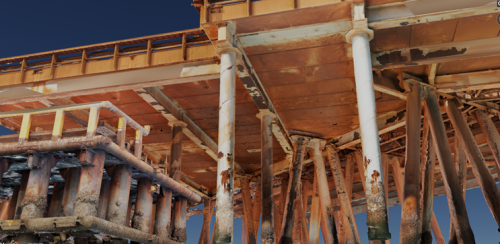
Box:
446;99;500;230
259;110;275;244
279;137;308;244
74;150;105;217
241;175;256;244
449;136;467;244
170;121;187;243
61;167;81;216
423;87;475;244
400;81;422;244
97;178;111;219
132;178;154;233
106;164;132;225
309;172;321;244
420;109;437;244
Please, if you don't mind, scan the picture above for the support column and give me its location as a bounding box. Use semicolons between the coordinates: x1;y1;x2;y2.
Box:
97;179;111;219
132;178;154;233
106;164;132;225
423;87;475;244
252;176;262;237
199;199;214;244
420;110;437;244
241;176;256;244
279;137;308;244
310;139;338;244
61;167;81;216
449;136;467;244
47;182;64;217
18;154;55;243
214;23;240;244
74;150;106;217
0;158;9;185
400;81;422;244
14;171;29;219
7;185;20;220
345;5;390;239
475;109;500;177
309;173;321;244
20;154;54;219
446;99;500;231
155;187;172;238
170;121;187;243
326;144;360;244
258;111;276;244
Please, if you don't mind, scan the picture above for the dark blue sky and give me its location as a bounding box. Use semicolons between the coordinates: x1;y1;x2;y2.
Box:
1;1;500;243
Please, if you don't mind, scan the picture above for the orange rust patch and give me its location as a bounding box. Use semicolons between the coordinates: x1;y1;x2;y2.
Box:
221;170;231;192
370;170;381;194
218;151;224;159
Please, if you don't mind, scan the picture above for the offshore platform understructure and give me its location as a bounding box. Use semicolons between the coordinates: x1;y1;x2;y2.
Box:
0;0;499;243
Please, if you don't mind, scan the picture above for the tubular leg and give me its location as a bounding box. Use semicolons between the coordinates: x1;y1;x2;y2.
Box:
74;150;106;217
61;167;81;216
106;164;132;225
259;111;276;244
172;196;187;243
47;182;65;217
14;171;29;219
155;188;172;238
97;179;111;219
132;178;154;233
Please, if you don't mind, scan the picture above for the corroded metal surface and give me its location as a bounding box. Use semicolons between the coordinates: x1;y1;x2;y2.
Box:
73;150;105;217
423;87;475;244
132;178;154;233
106;164;132;226
420;110;436;244
400;81;421;244
260;111;275;244
97;178;111;219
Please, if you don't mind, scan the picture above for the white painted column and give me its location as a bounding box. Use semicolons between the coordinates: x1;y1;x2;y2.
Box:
345;3;391;240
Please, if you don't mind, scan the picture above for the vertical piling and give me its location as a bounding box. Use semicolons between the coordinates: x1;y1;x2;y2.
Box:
132;178;154;233
476;109;500;174
155;187;173;238
74;150;105;217
61;167;81;216
172;197;188;243
14;171;29;219
199;199;214;244
215;29;238;243
279;137;308;244
446;98;500;231
252;176;262;237
241;176;257;244
106;164;132;225
170;121;187;243
420;110;437;244
400;81;422;244
309;173;321;244
7;185;20;220
449;136;467;244
97;179;111;219
423;87;475;244
258;111;276;244
47;182;64;217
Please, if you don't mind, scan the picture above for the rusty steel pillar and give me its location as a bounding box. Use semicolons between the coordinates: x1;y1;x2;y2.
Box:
74;150;106;217
168;120;188;243
172;197;187;243
132;178;154;233
155;187;173;238
279;137;310;244
446;99;500;231
61;167;81;216
214;23;239;243
423;87;475;244
475;109;500;180
97;178;111;219
400;81;422;244
345;14;390;240
47;182;64;217
420;110;437;244
257;111;276;244
106;164;132;225
7;185;20;220
14;170;29;219
20;154;54;219
449;136;467;244
18;154;55;242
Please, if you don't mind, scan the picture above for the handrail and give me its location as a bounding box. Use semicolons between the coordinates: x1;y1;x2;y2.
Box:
0;101;150;142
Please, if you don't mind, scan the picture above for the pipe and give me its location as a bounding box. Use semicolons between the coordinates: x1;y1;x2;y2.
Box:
400;81;422;244
0;216;179;244
155;188;173;238
73;150;105;217
14;171;29;219
132;178;154;233
259;111;275;244
172;197;187;243
106;164;132;226
350;31;390;240
20;154;53;219
423;87;475;244
0;136;201;202
215;46;237;244
170;121;188;243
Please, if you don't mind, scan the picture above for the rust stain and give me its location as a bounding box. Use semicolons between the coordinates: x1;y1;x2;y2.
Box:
220;170;231;192
218;151;224;159
370;170;381;195
410;47;467;61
